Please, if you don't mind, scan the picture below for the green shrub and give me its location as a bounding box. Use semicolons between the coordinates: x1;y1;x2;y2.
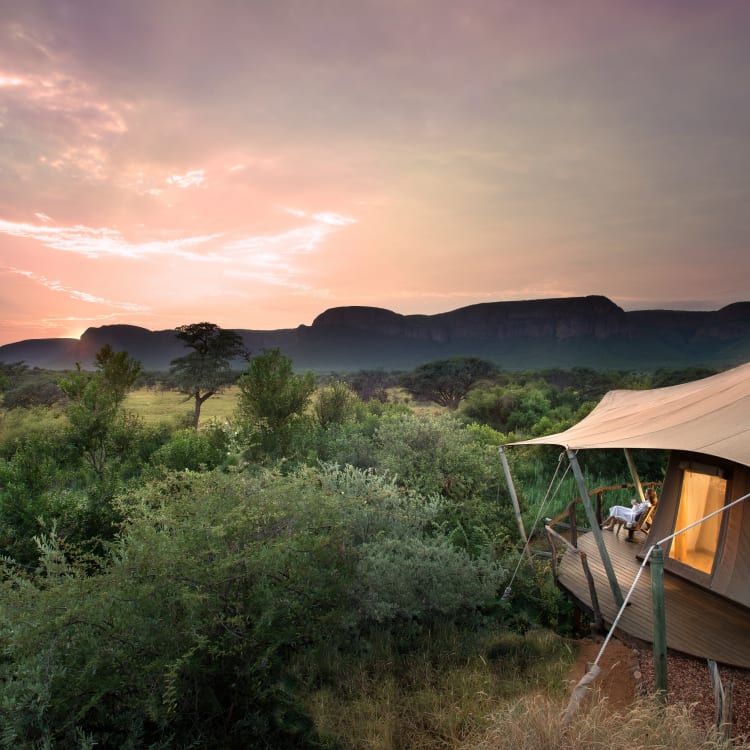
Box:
314;379;360;427
149;422;228;472
368;412;516;551
0;464;506;747
0;406;67;458
356;536;504;627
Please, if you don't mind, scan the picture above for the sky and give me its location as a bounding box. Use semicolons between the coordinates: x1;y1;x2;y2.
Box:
1;0;749;346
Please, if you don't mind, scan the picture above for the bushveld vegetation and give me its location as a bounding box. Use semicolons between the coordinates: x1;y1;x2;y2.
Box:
0;350;725;748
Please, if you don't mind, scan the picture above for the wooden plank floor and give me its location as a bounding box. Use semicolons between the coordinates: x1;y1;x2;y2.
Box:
557;530;750;668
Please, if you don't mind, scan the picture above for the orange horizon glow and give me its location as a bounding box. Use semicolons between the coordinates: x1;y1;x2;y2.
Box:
2;1;749;346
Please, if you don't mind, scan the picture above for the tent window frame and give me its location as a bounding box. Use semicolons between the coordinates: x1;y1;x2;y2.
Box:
666;461;731;582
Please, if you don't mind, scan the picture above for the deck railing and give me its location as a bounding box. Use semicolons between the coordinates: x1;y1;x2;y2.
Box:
544;481;662;629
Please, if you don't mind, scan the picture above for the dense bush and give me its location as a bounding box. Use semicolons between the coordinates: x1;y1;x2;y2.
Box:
0;407;67;459
0;361;691;747
0;422;83;564
149;422;229;472
370;412;516;549
313;379;360;428
0;465;506;748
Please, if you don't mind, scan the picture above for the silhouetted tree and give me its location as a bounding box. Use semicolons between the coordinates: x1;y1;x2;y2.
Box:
401;357;498;409
170;322;245;428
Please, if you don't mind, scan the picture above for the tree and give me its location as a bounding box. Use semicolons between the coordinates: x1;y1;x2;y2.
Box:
58;345;142;479
401;357;498;409
94;343;141;407
237;349;315;455
347;369;393;402
170;322;245;428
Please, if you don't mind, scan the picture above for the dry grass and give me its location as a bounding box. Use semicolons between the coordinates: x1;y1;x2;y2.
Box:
308;655;501;750
311;683;737;750
463;691;738;750
305;631;739;750
123;386;241;426
122;385;447;428
306;631;575;750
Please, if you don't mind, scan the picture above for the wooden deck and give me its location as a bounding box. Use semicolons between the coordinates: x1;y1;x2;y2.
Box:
556;529;750;668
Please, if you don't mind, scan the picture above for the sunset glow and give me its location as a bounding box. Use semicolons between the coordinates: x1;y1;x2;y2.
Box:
1;1;749;345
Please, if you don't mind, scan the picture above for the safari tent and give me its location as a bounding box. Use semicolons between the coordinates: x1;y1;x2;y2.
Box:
502;361;750;667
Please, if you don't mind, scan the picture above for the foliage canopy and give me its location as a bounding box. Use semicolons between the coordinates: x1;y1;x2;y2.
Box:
401;357;498;409
170;322;245;427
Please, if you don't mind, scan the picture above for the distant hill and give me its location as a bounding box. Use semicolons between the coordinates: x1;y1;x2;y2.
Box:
3;295;750;372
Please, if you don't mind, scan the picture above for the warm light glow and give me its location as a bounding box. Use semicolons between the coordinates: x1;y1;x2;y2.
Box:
65;326;86;340
669;469;726;575
0;2;749;345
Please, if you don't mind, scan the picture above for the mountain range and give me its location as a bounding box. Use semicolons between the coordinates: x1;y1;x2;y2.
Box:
3;295;750;372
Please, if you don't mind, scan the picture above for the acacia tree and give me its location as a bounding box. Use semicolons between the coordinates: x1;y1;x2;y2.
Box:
401;357;498;409
170;322;245;428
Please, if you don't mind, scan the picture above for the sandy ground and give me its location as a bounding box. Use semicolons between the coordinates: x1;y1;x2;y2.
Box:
568;636;750;744
568;636;637;709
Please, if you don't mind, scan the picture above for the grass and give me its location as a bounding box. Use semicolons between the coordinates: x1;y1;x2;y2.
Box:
303;628;737;750
123;386;242;426
304;630;576;750
462;692;736;750
124;384;446;427
0;388;241;442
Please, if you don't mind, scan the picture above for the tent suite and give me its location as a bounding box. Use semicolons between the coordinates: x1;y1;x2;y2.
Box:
504;361;750;667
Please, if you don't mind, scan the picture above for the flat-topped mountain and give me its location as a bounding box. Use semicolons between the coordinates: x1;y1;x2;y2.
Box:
3;296;750;372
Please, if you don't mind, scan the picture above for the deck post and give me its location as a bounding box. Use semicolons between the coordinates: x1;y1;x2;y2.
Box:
498;446;532;566
651;545;668;701
566;449;624;608
579;552;603;632
707;659;733;739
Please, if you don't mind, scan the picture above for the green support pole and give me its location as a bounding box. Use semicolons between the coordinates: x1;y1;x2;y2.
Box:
651;545;668;701
566;449;624;608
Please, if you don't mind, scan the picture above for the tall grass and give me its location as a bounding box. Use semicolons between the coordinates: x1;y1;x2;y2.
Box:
518;457;647;534
304;629;737;750
463;692;737;750
304;629;575;750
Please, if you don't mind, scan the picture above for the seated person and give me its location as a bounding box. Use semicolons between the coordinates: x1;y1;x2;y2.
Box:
601;488;656;530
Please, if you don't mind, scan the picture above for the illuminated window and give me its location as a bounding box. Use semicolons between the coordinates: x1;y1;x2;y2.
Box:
668;468;726;575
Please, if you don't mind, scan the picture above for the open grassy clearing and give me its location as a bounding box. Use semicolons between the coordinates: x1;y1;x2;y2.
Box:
123;384;445;427
123;385;241;425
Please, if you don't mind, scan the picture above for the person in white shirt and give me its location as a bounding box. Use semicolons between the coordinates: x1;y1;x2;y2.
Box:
601;487;656;530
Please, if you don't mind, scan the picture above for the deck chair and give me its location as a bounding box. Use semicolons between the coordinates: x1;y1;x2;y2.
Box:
625;504;655;542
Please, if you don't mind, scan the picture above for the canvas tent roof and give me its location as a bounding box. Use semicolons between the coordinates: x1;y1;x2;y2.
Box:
509;361;750;468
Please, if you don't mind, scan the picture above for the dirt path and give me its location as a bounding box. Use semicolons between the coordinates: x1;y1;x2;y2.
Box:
567;636;637;710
